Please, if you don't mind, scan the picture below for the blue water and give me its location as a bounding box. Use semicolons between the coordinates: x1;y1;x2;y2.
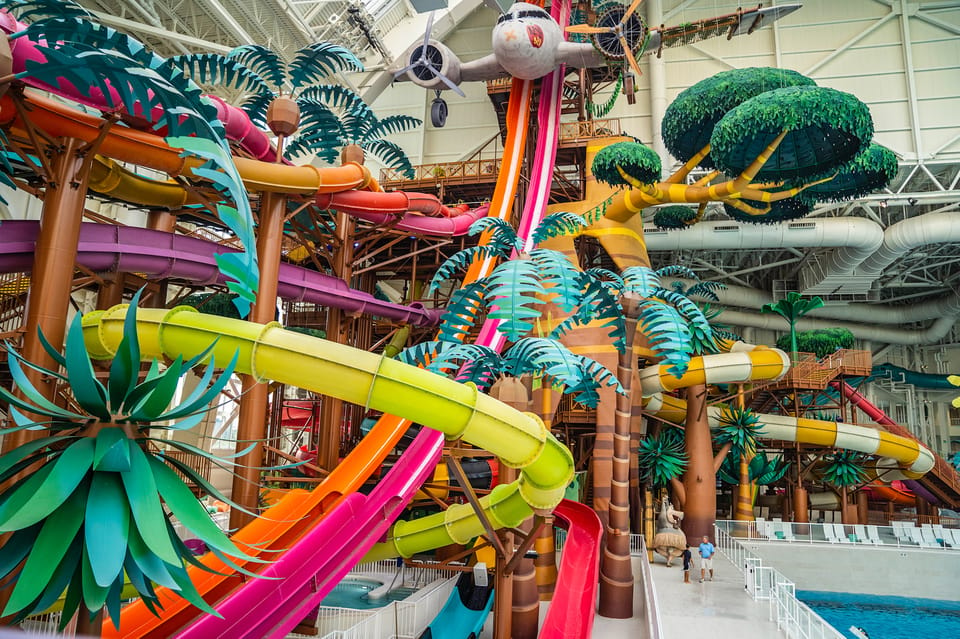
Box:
320;578;418;610
797;591;960;639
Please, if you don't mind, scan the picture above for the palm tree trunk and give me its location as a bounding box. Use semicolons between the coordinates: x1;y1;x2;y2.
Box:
511;517;540;639
681;383;716;544
734;455;755;521
598;307;638;618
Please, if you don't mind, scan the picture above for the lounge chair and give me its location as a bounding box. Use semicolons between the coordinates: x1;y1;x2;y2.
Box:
852;524;870;544
834;524;852;543
866;525;883;545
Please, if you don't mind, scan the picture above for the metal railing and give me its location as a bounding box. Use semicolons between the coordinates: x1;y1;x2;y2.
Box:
714;523;845;639
634;532;664;639
717;519;960;550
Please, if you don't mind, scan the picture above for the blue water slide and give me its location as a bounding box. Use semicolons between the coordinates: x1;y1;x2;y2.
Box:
418;571;494;639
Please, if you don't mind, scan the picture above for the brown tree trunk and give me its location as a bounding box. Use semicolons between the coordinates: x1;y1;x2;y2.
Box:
598;307;637;618
734;455;754;521
511;518;540;639
681;383;716;544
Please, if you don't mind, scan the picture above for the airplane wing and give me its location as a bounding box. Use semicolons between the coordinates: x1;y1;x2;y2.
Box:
556;3;803;68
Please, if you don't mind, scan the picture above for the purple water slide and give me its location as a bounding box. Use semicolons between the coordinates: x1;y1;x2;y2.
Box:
179;429;445;639
0;221;440;326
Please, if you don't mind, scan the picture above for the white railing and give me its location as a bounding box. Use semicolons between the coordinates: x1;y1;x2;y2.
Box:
555;529;645;556
309;574;459;639
634;533;665;639
716;519;960;551
715;524;845;639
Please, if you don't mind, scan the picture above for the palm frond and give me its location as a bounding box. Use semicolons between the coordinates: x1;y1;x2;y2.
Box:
656;265;697;280
429;246;498;293
437;281;487;343
363;139;415;178
289;42;363;87
240;92;273;129
531;211;586;245
638;300;693;377
164;53;271;95
467;217;521;254
485;261;547;341
365;114;422;140
530;249;584;313
638;428;687;487
227;44;285;89
2;0;91;25
621;266;660;297
298;85;368;113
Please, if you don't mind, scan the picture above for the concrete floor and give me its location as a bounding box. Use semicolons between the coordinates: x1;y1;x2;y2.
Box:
477;554;782;638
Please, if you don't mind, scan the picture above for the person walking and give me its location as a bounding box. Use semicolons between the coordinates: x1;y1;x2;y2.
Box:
682;544;692;583
698;535;715;582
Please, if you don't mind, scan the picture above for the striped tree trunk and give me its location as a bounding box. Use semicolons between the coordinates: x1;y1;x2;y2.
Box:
599;300;639;618
734;454;755;520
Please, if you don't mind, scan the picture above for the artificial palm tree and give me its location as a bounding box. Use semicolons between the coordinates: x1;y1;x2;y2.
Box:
821;450;869;524
761;292;826;361
166;43;420;176
0;0;259;314
0;293;265;631
714;406;764;522
637;427;688;490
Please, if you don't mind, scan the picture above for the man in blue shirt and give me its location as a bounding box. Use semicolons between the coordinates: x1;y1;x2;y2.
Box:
698;535;715;583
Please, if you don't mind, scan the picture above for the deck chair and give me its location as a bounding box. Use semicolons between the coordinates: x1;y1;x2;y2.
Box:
834;524;852;543
945;529;960;548
920;527;942;548
820;523;838;543
852;525;869;544
907;526;927;547
892;521;910;541
866;525;883;545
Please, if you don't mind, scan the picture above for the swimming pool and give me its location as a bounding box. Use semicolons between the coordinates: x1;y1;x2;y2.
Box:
797;590;960;639
320;577;419;610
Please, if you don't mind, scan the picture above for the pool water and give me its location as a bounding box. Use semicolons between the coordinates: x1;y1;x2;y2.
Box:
320;578;419;610
797;590;960;639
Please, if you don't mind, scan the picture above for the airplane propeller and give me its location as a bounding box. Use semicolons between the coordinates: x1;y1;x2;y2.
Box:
566;0;647;79
393;11;466;97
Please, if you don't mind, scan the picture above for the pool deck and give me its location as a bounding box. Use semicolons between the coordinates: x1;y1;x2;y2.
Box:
477;554;782;639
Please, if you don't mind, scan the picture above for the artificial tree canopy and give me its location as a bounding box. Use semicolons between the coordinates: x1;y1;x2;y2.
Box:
723;197;812;225
637;427;687;488
653;205;698;229
776;327;854;358
801;142;899;203
662;67;816;169
592;141;661;187
711;85;873;183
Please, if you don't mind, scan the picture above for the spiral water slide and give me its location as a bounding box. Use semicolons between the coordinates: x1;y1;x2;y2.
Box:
637;346;936;480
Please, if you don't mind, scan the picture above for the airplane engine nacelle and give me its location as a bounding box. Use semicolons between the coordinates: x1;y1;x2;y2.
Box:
404;39;463;91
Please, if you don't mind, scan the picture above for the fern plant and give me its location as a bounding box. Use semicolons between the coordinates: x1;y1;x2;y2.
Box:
0;292;270;628
0;0;259;315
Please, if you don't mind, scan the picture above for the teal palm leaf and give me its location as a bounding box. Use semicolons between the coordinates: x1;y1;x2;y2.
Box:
638;300;693;377
713;405;763;458
228;45;286;88
299;85;369;113
288;42;363;86
531;248;585;313
621;266;660;297
485;261;547;340
364;139;416;178
437;281;487;343
164;53;271;95
430;246;498;293
821;451;868;488
531;211;586;245
467;217;521;254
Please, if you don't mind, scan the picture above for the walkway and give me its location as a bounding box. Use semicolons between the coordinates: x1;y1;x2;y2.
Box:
647;551;783;639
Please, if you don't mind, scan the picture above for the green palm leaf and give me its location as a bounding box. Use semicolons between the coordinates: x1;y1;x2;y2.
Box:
365;114;422;140
638;300;693;377
299;85;368;112
714;405;762;458
241;92;273;128
638;428;687;487
621;266;660;297
821;450;868;488
2;0;92;24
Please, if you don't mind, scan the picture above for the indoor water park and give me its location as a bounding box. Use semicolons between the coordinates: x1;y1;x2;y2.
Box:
0;0;958;638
